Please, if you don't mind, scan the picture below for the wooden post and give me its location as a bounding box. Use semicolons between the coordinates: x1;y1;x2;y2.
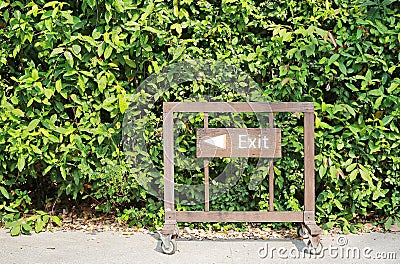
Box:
304;112;315;214
204;112;209;211
163;104;175;232
268;113;274;212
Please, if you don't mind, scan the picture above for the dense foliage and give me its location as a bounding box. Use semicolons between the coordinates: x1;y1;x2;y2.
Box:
0;0;399;235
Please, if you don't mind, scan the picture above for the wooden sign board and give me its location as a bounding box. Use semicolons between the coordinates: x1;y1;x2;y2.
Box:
196;128;281;158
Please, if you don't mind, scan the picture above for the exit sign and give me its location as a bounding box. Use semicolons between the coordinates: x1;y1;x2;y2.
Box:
196;128;281;158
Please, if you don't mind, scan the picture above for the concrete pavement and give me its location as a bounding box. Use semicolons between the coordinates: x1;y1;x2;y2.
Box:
0;229;399;263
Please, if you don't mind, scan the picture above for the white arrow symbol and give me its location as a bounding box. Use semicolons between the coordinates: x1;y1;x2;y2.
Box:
203;134;226;149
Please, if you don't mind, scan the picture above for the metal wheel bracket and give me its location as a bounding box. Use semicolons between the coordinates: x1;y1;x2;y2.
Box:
297;224;310;239
159;233;172;249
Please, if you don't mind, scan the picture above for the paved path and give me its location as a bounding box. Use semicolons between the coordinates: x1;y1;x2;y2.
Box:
0;229;399;263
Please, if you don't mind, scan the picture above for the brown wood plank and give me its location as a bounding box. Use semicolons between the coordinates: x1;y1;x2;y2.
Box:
268;113;275;212
163;111;175;213
304;112;315;211
204;113;209;212
175;211;304;222
197;128;281;158
164;102;314;113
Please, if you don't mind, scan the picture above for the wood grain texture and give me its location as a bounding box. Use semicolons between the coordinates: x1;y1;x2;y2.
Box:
163;102;314;113
176;211;304;222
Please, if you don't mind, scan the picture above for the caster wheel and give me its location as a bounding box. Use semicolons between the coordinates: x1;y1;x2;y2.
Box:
161;239;177;255
306;239;323;255
297;225;309;239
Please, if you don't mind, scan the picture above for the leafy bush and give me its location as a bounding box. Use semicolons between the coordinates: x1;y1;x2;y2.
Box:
0;0;399;234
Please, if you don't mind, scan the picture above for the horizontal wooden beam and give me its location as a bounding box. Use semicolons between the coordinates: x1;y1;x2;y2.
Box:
163;102;314;113
175;211;304;223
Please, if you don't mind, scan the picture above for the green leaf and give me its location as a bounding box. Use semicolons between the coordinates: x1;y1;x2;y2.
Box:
50;47;64;57
304;44;315;57
17;156;26;172
30;145;43;155
143;45;152;52
72;44;81;55
27;119;40;131
384;217;393;230
365;69;372;82
323;221;335;229
36;210;47;216
177;147;186;153
382;115;393;126
0;186;11;199
105;10;112;23
172;46;185;61
346;163;357;172
98;75;107;92
43;1;59;8
104;46;113;60
32;69;39;81
328;54;339;65
10;225;21;236
35;218;45;233
124;56;136;68
60;166;67;180
97;42;105;57
369;89;383;96
349;169;358;182
43;214;50;224
359;165;372;183
318;165;326;178
171;23;182;35
395;217;400;228
118;94;128;114
64;51;74;67
342;224;350;234
142;1;154;19
48;134;59;143
388;81;399;94
44;88;54;99
51;216;62;226
373;188;384;200
11;109;24;117
373;96;383;109
42;165;53;175
56;79;62;93
22;223;32;234
92;29;102;39
4;9;9;22
338;62;347;74
333;199;344;210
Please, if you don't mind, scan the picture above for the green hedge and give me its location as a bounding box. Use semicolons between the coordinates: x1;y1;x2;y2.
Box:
0;0;399;234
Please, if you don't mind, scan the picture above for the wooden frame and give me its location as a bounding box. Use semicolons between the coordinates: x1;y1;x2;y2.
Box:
162;102;321;237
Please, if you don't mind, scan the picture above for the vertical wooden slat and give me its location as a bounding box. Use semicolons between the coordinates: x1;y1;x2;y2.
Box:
304;112;315;212
163;108;175;214
268;113;274;212
204;112;210;211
